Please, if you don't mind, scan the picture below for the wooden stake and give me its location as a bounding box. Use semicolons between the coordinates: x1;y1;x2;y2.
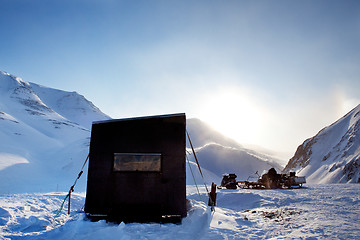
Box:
68;190;71;215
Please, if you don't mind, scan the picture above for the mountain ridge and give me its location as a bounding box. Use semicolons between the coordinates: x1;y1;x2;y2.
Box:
0;71;109;193
4;70;356;194
283;104;360;183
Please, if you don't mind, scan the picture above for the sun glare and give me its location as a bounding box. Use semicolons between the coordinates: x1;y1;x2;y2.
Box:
198;89;263;145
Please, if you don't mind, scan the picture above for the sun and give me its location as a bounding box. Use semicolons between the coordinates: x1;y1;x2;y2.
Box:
197;89;263;145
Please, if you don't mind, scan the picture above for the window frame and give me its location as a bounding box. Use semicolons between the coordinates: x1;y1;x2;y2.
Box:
113;153;162;172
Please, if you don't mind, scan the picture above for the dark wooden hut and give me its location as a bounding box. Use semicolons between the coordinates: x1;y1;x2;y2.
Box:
84;113;186;223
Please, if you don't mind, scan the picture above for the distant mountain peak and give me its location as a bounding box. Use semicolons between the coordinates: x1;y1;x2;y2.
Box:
0;70;29;87
187;118;284;181
0;71;111;193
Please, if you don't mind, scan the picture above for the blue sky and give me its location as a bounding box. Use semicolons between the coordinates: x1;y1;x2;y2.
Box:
1;0;359;158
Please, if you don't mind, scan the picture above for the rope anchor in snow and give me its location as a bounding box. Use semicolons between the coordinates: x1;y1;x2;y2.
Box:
54;154;89;218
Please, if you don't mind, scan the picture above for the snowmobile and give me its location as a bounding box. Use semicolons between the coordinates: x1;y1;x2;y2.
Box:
219;173;238;189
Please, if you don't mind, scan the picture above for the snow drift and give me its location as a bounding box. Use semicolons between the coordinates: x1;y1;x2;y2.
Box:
1;184;360;239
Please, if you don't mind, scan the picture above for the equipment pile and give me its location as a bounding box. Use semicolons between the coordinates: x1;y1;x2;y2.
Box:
220;168;306;189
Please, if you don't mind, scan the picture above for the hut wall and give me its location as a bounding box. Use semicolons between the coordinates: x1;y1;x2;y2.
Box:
84;113;186;222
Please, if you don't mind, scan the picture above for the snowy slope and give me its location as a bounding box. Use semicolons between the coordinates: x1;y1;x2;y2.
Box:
0;71;110;194
187;118;283;183
29;83;109;130
283;104;360;183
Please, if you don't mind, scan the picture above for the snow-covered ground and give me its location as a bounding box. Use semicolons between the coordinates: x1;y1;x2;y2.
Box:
1;184;359;239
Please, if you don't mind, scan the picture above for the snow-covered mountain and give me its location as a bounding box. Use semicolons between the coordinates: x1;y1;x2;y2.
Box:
186;118;283;183
283;104;360;183
0;71;110;193
186;118;244;149
0;70;283;193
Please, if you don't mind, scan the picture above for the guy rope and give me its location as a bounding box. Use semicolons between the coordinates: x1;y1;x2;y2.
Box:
54;154;89;218
186;130;216;211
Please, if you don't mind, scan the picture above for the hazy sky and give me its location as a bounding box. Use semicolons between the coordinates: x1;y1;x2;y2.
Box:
1;0;359;158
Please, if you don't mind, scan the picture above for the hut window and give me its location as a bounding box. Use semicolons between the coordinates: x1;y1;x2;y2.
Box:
113;153;161;172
